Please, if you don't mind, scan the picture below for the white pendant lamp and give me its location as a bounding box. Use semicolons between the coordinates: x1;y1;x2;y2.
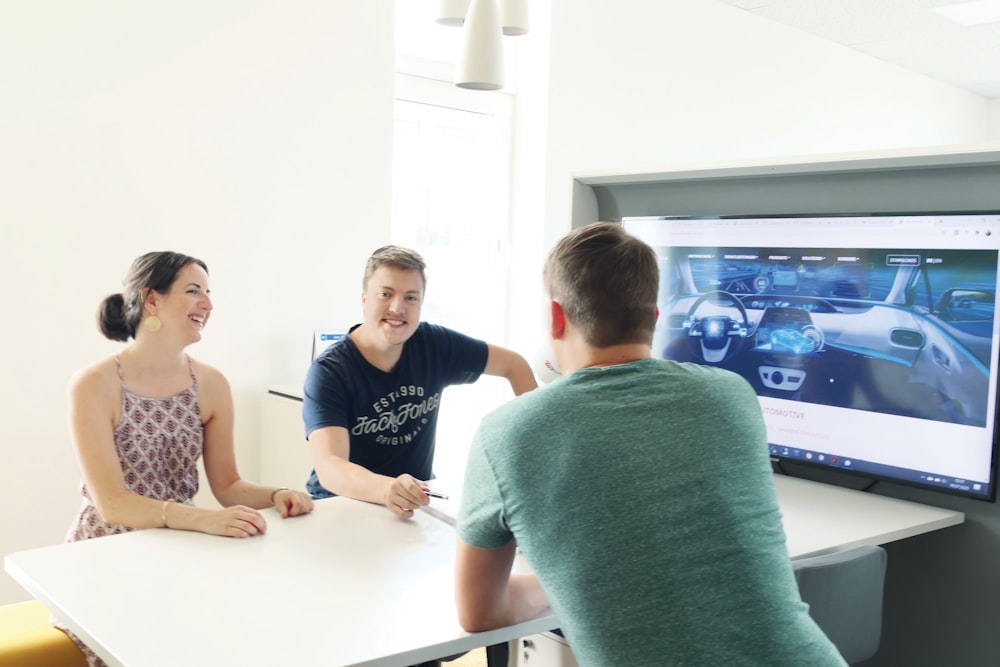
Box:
500;0;529;36
436;0;470;27
455;0;505;90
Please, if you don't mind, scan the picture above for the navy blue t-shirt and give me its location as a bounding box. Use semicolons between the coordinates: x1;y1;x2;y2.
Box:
302;322;489;498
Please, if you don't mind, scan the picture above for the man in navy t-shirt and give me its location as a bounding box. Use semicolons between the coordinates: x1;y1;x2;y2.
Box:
302;245;537;518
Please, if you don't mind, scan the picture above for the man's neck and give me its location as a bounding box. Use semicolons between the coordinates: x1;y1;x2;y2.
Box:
565;342;651;374
351;325;404;373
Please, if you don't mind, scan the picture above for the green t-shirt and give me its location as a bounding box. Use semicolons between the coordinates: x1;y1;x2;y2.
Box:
458;358;845;667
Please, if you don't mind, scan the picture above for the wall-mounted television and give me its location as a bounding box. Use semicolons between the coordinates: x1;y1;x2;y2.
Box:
623;212;1000;501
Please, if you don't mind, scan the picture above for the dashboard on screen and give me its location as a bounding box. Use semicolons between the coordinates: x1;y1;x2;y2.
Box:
623;213;1000;501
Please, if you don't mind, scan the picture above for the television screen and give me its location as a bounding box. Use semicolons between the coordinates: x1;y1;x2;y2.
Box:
623;213;1000;501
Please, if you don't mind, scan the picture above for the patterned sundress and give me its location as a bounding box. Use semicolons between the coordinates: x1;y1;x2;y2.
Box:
55;355;205;666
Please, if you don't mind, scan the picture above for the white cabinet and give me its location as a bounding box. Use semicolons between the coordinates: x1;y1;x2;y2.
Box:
510;632;579;667
259;389;314;491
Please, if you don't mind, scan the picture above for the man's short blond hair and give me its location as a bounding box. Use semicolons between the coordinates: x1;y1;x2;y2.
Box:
363;245;427;291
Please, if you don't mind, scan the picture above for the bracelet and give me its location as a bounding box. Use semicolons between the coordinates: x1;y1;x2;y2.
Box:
161;499;175;528
270;487;289;504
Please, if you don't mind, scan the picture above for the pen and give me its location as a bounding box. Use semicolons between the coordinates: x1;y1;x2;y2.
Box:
424;490;449;499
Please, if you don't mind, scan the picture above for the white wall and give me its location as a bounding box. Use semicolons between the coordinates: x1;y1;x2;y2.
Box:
544;0;994;235
0;2;394;604
506;0;554;353
505;0;996;350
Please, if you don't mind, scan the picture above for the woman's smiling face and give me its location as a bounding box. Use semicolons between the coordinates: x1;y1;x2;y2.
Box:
150;262;214;342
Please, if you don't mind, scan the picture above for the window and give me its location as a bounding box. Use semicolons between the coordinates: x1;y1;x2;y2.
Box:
392;82;511;341
394;6;516;483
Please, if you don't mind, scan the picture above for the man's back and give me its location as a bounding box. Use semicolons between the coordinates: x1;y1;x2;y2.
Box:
458;358;845;666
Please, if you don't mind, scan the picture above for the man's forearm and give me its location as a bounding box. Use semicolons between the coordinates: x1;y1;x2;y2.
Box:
508;360;539;396
316;457;389;505
506;574;550;624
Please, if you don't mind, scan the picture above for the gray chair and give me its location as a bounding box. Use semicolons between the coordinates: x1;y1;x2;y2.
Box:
792;544;888;665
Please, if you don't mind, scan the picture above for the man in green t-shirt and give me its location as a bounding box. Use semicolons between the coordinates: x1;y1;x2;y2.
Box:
454;222;846;666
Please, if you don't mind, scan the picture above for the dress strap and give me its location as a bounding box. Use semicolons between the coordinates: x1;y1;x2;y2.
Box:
113;354;128;390
186;354;197;386
115;354;196;391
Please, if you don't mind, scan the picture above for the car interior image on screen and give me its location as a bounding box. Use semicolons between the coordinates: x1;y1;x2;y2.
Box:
623;213;1000;500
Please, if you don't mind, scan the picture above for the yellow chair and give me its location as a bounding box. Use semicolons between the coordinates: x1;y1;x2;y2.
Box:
0;600;87;666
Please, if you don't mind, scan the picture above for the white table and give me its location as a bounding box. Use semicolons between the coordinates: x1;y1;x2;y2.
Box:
4;476;964;666
4;497;556;667
418;474;965;560
773;474;964;558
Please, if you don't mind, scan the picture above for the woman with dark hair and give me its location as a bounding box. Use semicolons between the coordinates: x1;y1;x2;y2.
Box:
59;251;314;666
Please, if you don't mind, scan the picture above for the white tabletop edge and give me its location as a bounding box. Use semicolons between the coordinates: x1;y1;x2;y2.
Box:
773;474;965;559
3;498;560;667
4;553;125;667
348;615;559;667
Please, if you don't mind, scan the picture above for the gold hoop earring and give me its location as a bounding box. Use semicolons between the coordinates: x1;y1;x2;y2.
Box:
144;315;162;333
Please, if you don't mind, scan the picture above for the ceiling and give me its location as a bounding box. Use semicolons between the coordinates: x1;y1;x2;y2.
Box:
717;0;1000;99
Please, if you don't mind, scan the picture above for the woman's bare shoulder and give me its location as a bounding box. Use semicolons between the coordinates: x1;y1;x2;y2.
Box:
188;358;233;424
67;356;121;408
189;358;231;393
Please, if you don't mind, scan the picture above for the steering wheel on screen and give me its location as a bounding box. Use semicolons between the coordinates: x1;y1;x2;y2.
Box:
683;290;751;364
